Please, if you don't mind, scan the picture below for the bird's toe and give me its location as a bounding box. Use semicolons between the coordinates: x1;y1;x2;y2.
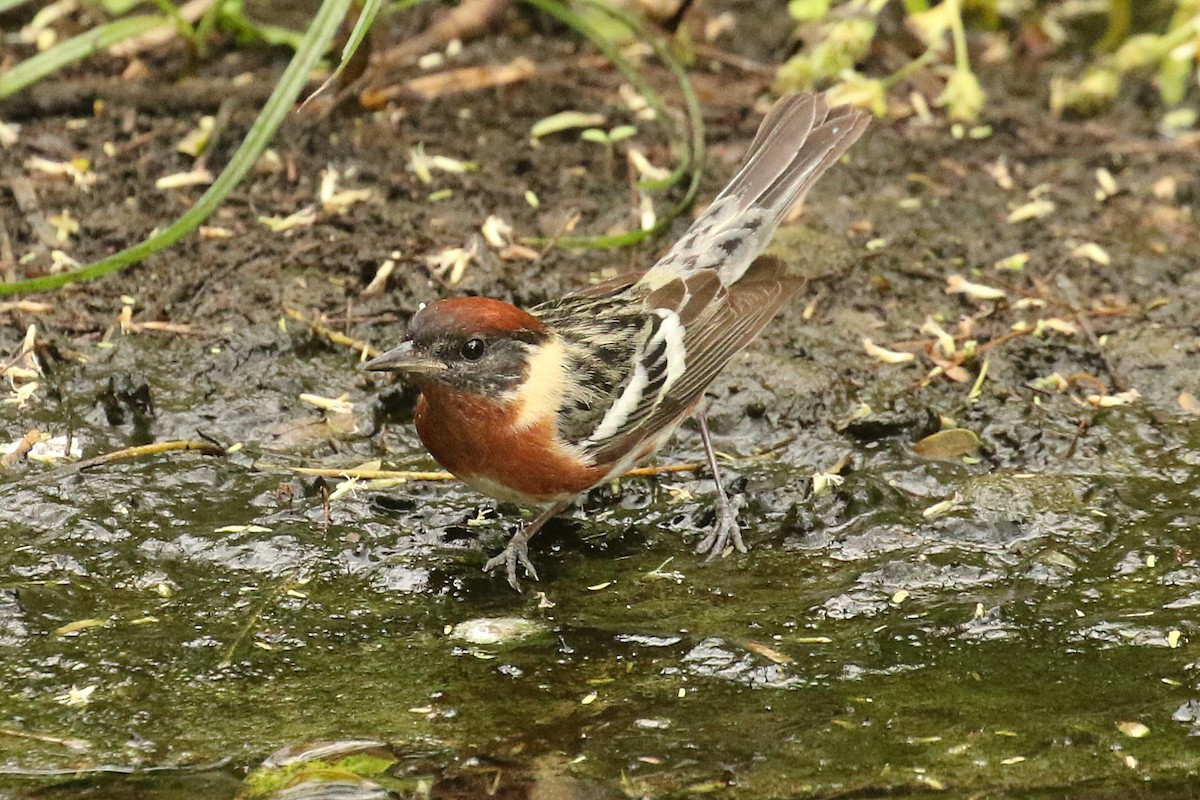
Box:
696;494;747;559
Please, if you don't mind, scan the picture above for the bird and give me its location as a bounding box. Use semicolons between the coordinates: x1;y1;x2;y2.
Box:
364;93;869;590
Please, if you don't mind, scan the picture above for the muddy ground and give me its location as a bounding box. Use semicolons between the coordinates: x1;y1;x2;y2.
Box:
1;2;1199;798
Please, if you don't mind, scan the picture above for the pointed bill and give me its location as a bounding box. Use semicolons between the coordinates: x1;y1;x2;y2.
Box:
362;341;446;374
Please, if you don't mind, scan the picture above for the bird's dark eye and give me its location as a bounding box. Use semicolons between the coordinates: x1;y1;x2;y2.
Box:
460;338;487;361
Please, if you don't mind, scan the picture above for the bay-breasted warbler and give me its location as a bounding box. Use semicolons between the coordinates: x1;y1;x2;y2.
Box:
365;93;869;590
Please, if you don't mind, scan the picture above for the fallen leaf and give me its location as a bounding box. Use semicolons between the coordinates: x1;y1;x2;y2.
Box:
862;338;915;363
913;428;983;459
55;619;107;636
1116;721;1149;738
743;641;794;664
1006;198;1054;223
994;252;1029;271
1071;242;1111;265
946;274;1007;301
1088;389;1140;408
531;110;606;139
923;493;960;519
259;206;317;232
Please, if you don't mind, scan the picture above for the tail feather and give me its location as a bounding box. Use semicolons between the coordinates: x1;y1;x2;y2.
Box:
711;94;821;211
642;94;869;288
750;102;866;223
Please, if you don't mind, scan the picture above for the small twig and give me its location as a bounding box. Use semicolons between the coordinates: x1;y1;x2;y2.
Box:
1063;416;1090;460
0;344;30;379
76;440;228;469
2;78;274;120
0;440;228;499
367;57;537;105
290;466;453;480
690;42;774;76
285;462;704;481
321;483;331;533
0;727;90;752
1056;274;1128;391
753;435;798;458
625;462;700;477
283;306;381;358
352;0;514;107
0;218;15;284
0;757;233;778
0;301;52;314
193;95;240;173
218;569;305;668
537;210;583;259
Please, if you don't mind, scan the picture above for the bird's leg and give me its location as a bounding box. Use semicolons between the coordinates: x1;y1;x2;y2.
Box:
483;499;571;591
694;411;746;559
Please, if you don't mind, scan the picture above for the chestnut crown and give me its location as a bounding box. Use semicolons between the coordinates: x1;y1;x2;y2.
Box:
364;297;550;393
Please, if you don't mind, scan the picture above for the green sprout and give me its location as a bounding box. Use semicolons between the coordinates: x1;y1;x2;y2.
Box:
774;0;1193;123
935;0;986;121
580;124;638;175
1052;1;1200;119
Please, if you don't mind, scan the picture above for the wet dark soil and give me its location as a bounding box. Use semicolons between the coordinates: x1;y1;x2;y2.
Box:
1;2;1199;798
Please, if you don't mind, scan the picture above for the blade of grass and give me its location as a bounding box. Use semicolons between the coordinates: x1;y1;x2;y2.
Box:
101;0;144;11
0;0;37;12
195;0;223;52
523;0;679;153
303;0;387;107
517;0;704;250
585;0;704;194
0;15;168;100
217;2;307;50
333;0;387;80
1096;0;1131;52
0;0;353;296
574;0;697;194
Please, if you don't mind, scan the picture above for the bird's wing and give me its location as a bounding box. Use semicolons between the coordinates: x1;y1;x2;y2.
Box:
639;94;869;289
534;93;867;466
553;256;803;466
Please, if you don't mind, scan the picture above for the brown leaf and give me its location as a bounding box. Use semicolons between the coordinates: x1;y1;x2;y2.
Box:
943;364;971;383
742;641;794;665
1179;392;1200;416
913;428;982;459
366;57;536;107
1;429;41;467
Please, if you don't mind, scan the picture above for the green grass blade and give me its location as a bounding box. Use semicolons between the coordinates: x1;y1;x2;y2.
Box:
0;15;168;100
557;3;704;248
339;0;385;72
517;0;704;250
303;0;388;105
0;0;353;295
584;0;704;195
522;0;677;143
0;0;37;12
216;2;307;50
97;0;145;13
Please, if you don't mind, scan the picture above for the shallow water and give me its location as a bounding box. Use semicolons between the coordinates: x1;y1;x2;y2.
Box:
2;326;1199;797
3;18;1200;793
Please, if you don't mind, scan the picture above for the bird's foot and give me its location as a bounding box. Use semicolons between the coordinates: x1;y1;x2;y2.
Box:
483;529;540;591
695;493;747;560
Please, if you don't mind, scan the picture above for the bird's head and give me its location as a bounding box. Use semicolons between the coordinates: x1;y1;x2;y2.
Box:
363;297;550;394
